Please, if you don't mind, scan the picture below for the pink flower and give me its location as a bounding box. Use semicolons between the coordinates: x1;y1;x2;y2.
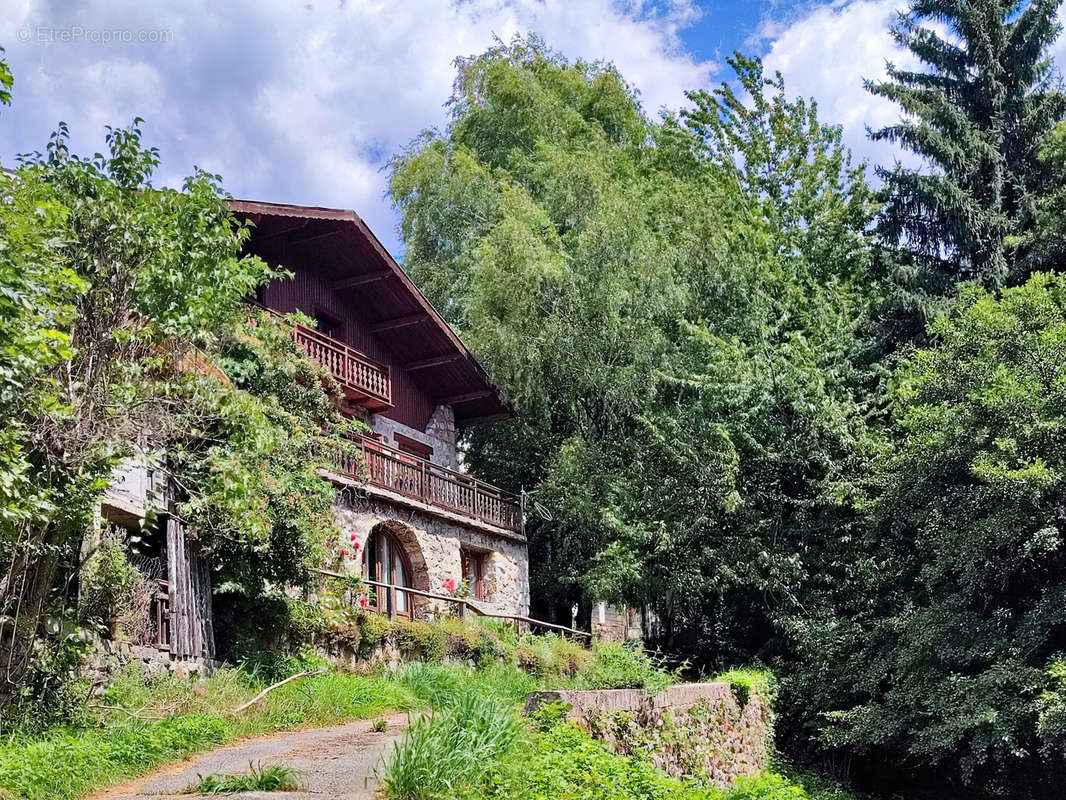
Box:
325;541;332;548
353;541;360;549
442;579;456;594
350;533;357;541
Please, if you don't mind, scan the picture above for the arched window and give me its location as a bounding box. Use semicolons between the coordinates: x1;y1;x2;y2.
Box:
363;527;413;619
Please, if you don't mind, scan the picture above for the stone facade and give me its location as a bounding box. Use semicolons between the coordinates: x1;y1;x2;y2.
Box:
368;403;459;469
333;490;529;617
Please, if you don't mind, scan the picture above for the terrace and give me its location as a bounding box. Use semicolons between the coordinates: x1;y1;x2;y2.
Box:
329;434;523;534
290;321;392;412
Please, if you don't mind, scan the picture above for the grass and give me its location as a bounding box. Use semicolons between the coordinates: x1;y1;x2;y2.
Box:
460;718;857;800
0;615;765;800
186;762;303;794
0;666;419;800
381;689;526;800
713;668;778;708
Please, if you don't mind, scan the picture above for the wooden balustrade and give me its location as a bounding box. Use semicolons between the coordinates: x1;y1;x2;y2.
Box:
329;436;523;533
290;323;391;409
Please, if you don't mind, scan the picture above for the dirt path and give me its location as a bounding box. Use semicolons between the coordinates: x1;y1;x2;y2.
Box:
88;712;410;800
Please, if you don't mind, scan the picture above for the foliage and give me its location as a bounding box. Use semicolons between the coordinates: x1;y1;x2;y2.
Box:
0;714;233;800
787;273;1066;795
78;533;140;628
573;640;676;692
460;717;847;800
868;0;1065;310
0;664;420;800
0;48;12;107
1013;117;1066;273
714;668;777;710
381;686;527;800
187;762;303;794
0;112;362;710
0;119;287;705
390;38;882;667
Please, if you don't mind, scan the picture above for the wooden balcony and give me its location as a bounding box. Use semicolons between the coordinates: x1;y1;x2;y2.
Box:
329;435;523;533
290;323;392;412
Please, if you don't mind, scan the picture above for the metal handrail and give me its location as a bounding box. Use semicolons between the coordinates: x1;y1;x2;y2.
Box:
314;568;592;640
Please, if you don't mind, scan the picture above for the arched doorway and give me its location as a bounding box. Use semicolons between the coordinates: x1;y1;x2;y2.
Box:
362;525;414;619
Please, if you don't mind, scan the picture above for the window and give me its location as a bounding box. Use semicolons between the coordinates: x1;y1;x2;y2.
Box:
363;528;413;619
461;548;487;601
312;308;344;340
394;433;433;460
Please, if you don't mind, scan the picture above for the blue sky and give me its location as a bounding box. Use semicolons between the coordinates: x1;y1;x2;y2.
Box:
1;1;1057;255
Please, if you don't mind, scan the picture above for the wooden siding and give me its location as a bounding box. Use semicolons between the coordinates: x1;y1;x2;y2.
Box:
166;517;215;660
262;266;435;430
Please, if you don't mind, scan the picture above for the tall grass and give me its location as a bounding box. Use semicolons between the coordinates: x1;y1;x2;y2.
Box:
188;762;304;794
381;681;527;800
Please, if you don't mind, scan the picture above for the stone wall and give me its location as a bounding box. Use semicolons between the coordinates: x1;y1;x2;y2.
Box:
81;634;216;685
525;682;772;787
333;492;529;617
369;403;458;469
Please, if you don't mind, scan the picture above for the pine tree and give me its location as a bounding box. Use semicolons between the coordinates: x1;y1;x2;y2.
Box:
870;0;1064;302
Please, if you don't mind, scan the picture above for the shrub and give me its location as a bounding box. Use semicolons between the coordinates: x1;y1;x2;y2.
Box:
79;534;140;632
729;773;807;800
285;597;328;642
0;714;234;800
187;762;303;794
355;610;390;649
574;640;676;692
515;640;550;677
714;668;777;708
394;620;448;662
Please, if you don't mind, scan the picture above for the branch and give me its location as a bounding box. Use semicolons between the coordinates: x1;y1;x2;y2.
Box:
228;669;327;716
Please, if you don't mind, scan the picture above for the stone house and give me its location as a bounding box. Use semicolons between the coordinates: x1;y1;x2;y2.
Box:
97;198;528;665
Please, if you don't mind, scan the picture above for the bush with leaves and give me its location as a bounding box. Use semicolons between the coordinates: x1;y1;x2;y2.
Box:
788;273;1066;797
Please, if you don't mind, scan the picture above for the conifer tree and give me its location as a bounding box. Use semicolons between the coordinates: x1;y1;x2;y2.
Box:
870;0;1064;303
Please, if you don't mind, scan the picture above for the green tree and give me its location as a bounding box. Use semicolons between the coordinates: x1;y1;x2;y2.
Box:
869;0;1064;310
790;273;1066;798
391;41;883;652
0;47;12;107
391;36;686;623
0;120;354;704
575;57;883;657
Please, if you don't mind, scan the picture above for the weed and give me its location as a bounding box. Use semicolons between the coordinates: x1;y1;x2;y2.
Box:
187;762;303;794
381;689;527;800
371;717;389;732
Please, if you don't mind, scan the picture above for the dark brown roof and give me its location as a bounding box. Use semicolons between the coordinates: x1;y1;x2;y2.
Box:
229;199;510;425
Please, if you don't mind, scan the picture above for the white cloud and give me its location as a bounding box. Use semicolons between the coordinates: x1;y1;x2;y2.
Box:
757;0;921;173
0;0;714;253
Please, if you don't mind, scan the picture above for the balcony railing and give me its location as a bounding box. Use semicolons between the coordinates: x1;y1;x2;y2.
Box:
290;323;392;411
328;435;523;533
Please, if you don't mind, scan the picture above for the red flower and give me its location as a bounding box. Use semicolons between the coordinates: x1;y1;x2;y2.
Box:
353;541;360;549
350;533;357;541
442;579;456;594
359;596;368;608
325;541;332;548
